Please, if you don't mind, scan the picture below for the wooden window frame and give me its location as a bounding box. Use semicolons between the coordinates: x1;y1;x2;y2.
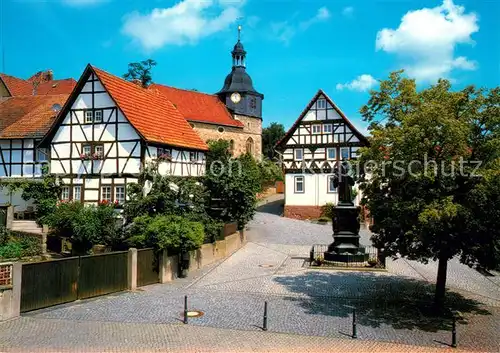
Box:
327;175;337;194
327;147;336;160
317;99;326;109
94;110;103;123
323;124;333;134
73;186;82;202
294;176;305;194
312;124;321;134
340;147;350;160
84;110;93;123
115;185;125;204
294;148;303;161
61;186;70;201
101;186;112;202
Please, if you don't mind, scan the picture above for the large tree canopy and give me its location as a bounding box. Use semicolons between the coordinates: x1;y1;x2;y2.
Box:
358;71;500;308
262;122;285;160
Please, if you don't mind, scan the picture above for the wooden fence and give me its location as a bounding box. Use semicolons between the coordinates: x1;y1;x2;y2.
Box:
20;252;128;313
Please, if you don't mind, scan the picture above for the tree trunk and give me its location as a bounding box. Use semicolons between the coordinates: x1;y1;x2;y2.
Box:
434;254;448;311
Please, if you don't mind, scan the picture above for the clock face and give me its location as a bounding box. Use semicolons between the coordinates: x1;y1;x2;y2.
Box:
230;92;241;104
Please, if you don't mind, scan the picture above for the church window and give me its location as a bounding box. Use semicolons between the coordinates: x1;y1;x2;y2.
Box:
317;99;326;109
246;137;254;154
229;140;235;155
218;126;225;133
312;124;321;134
323;124;332;133
94;110;103;123
294;148;303;161
328;176;337;193
294;176;304;193
249;97;257;110
84;111;93;123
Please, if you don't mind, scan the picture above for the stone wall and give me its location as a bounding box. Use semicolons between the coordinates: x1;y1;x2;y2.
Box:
191;115;262;160
159;231;246;283
284;205;323;220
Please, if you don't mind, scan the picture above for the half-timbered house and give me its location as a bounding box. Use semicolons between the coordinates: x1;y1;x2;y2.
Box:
0;94;69;215
40;65;208;205
276;90;368;219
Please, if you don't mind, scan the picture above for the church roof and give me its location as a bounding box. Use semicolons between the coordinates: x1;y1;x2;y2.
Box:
218;67;262;96
0;94;69;139
150;84;243;128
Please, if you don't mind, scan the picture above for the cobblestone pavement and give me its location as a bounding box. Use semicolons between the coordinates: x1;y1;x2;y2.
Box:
0;317;472;353
5;196;500;352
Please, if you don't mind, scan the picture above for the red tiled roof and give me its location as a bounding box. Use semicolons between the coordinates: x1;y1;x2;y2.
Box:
150;84;243;128
0;74;76;96
0;95;69;139
0;74;33;96
36;79;76;95
92;66;208;151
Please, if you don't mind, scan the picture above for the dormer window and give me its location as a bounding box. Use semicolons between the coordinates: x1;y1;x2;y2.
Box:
94;110;103;123
312;124;321;134
85;111;93;123
317;99;326;109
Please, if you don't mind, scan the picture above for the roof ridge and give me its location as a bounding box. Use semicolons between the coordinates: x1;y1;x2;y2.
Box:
150;83;219;98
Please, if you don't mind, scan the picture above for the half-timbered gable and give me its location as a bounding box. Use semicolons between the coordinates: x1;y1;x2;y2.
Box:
276;89;368;219
42;65;208;205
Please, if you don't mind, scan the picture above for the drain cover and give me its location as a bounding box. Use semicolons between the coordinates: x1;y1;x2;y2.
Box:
184;310;204;318
259;264;274;268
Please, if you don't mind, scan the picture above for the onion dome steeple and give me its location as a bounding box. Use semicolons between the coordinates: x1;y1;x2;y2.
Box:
217;25;263;119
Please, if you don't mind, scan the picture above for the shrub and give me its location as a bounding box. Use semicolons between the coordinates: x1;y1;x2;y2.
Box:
46;201;120;255
0;226;8;246
258;158;283;187
130;215;204;254
0;242;23;259
321;203;335;220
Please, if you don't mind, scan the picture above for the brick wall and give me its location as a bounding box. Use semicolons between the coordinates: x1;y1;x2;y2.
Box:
284;205;323;220
0;264;13;286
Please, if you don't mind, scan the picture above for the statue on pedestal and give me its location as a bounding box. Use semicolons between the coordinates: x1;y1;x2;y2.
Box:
324;161;368;263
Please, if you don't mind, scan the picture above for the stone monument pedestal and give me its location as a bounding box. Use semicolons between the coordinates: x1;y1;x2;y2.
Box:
324;203;368;263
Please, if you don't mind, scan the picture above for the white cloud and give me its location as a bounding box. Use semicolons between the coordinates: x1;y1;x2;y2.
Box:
376;0;479;82
122;0;242;50
272;6;330;44
300;7;331;30
336;74;377;92
342;6;354;17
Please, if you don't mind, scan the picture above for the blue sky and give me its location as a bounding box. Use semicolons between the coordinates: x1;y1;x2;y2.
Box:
1;0;499;132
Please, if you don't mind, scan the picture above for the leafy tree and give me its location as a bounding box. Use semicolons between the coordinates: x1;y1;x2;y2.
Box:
358;71;500;309
262;122;285;160
123;59;157;88
205;140;261;228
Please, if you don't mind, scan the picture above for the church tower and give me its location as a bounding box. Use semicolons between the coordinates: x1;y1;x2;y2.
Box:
217;25;263;158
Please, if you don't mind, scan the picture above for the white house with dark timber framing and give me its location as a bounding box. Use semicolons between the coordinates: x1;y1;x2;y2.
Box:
0;94;69;219
40;65;208;205
276;89;368;220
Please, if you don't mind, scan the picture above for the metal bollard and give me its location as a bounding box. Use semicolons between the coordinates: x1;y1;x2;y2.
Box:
352;308;357;339
451;316;457;348
263;301;268;331
183;295;188;324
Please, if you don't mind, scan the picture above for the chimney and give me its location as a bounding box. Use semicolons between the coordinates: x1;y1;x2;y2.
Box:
131;79;142;87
